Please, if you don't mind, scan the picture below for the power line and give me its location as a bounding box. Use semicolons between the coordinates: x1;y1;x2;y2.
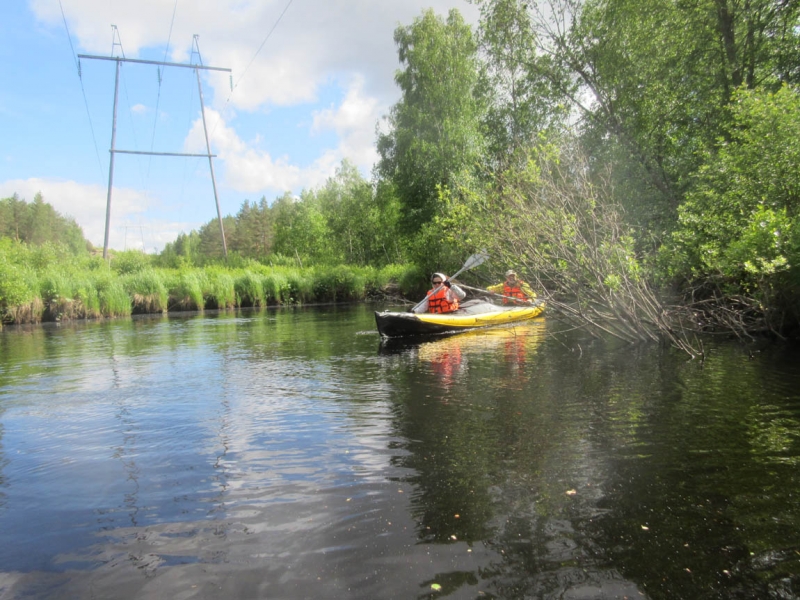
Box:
209;0;294;141
148;0;179;166
225;0;294;102
58;0;104;181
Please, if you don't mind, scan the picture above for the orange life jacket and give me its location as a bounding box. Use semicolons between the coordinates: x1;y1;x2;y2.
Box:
427;286;459;313
502;282;528;304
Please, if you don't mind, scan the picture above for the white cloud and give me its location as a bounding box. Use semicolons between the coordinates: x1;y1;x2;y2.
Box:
312;75;382;169
23;0;480;245
34;0;479;111
0;177;190;251
184;81;381;195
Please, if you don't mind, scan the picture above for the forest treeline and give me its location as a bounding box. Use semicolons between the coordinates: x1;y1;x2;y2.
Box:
3;0;800;343
1;193;88;254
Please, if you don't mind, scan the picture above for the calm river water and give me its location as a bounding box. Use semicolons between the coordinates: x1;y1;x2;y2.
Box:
0;304;799;599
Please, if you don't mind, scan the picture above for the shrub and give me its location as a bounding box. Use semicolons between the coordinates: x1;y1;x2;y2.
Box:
111;250;152;275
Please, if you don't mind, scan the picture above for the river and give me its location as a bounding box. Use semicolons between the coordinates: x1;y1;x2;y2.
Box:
0;304;798;599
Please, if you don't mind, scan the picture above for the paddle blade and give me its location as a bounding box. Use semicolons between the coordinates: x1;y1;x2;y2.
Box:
449;251;490;281
463;250;489;270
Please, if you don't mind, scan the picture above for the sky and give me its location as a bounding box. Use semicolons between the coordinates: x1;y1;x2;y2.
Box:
0;0;480;252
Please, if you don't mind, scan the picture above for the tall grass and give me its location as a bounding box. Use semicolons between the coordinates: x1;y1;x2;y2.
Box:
313;266;366;302
74;278;101;319
262;270;289;303
285;269;315;304
166;269;206;311
95;272;132;317
123;269;169;313
39;271;79;320
1;238;421;323
234;270;266;307
204;268;236;309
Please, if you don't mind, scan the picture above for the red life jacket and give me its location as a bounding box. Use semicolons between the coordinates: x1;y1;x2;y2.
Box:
427;286;459;313
502;282;528;304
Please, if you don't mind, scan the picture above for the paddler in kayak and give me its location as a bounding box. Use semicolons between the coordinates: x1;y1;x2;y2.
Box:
487;269;536;304
411;272;466;314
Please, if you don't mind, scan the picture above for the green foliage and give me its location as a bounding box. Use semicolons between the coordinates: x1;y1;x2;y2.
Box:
312;266;366;302
203;268;236;309
197;216;237;262
111;250;152;275
271;190;332;264
0;193;90;253
531;0;800;235
0;239;39;320
284;270;315;304
666;85;800;292
316;161;403;266
262;270;290;303
234;270;266;307
165;269;206;311
475;0;564;168
157;231;201;268
122;269;169;313
377;8;485;237
395;264;427;297
94;271;131;317
229;197;273;258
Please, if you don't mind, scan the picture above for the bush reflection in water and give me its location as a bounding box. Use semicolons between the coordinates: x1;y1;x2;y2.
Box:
0;305;798;599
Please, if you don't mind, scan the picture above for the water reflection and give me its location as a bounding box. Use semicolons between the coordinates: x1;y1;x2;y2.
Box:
0;308;798;599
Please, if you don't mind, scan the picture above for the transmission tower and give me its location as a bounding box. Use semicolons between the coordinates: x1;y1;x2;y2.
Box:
79;33;231;259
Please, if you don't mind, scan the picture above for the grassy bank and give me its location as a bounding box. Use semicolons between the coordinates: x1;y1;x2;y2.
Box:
0;241;425;325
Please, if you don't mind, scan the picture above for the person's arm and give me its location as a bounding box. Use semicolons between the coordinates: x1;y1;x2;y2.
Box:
486;283;503;293
411;296;429;313
520;281;536;299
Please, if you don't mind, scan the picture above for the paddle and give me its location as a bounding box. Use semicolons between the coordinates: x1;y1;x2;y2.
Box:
457;282;539;305
409;251;490;313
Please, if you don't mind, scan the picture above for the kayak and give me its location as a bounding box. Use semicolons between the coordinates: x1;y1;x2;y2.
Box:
375;299;545;338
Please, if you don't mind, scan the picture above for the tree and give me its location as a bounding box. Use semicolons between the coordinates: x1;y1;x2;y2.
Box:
475;0;564;169
524;0;800;229
666;85;800;307
377;8;485;238
270;191;332;264
197;216;236;261
316;160;403;266
0;193;89;253
230;197;273;258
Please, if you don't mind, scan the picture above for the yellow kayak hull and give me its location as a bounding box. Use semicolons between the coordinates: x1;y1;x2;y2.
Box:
375;300;545;337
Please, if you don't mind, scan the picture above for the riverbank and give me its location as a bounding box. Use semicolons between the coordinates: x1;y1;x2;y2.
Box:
0;255;423;326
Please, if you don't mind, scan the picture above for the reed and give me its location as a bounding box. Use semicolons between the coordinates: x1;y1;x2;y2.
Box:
74;278;102;319
285;269;315;304
262;270;288;304
1;240;425;322
123;269;169;313
39;271;79;320
95;272;132;317
234;270;266;307
204;268;236;309
313;266;367;302
167;269;205;311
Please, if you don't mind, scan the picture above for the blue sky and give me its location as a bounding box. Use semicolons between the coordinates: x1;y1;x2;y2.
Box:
0;0;479;252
